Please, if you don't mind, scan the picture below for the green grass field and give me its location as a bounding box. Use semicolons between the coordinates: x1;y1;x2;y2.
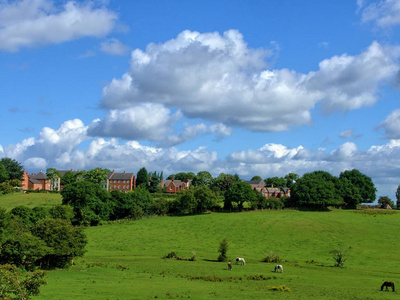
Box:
0;192;62;210
1;194;399;299
33;209;400;299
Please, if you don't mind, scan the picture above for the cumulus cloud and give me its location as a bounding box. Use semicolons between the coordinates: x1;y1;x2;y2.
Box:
361;0;400;28
87;103;231;146
101;38;130;55
377;109;400;138
0;0;118;52
101;30;399;132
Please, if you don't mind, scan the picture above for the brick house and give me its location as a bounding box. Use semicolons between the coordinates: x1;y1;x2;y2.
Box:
245;180;290;199
107;170;136;192
21;170;52;191
160;179;190;193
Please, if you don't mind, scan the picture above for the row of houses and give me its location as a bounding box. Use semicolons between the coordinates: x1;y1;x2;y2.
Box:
20;170;290;198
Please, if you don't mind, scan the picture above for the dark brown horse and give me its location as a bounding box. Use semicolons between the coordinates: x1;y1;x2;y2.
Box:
381;281;395;292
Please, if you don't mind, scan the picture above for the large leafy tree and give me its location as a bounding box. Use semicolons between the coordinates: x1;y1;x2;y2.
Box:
192;171;213;187
396;185;400;209
212;173;239;194
174;189;197;214
378;196;394;209
33;219;87;268
83;168;110;185
193;185;217;212
292;171;343;209
264;176;286;187
224;181;257;211
0;158;23;181
250;175;262;181
339;169;376;203
337;177;363;209
61;181;111;225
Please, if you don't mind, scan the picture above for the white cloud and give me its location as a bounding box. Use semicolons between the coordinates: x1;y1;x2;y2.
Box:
306;41;400;112
0;0;118;52
377;109;400;138
101;38;129;55
361;0;400;28
88;104;180;141
101;31;399;132
87;104;230;146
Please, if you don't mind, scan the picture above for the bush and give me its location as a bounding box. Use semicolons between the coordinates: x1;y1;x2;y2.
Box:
261;252;282;263
0;264;47;299
218;238;229;262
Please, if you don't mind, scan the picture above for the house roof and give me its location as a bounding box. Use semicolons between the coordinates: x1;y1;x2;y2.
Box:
31;171;47;180
109;172;134;180
161;180;185;187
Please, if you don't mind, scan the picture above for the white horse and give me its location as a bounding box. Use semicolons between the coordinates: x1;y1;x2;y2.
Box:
274;264;283;273
236;257;246;265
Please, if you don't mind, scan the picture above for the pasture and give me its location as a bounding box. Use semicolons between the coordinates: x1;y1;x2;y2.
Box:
30;209;400;299
0;192;62;210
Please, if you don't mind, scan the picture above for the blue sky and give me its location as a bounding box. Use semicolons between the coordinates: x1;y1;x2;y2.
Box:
1;0;400;200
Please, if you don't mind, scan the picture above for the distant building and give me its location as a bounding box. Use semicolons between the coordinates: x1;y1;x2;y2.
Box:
160;179;190;193
244;180;290;198
107;170;136;192
21;170;52;191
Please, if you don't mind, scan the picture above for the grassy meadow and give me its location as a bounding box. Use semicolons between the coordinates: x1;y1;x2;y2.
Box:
1;193;399;299
0;192;62;210
36;209;400;299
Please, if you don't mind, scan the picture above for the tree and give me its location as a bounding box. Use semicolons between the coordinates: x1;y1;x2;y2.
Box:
224;181;257;211
396;185;400;209
264;176;286;188
174;189;197;214
61;181;111;225
291;171;343;209
83;168;110;185
136;167;149;187
212;173;239;194
0;158;23;181
339;169;376;203
284;173;299;189
148;171;161;193
337;177;363;209
217;238;229;262
0;231;50;270
191;171;213;187
193;185;217;212
33;219;87;269
0;264;46;300
0;163;9;183
250;175;262;181
378;196;394;209
60;170;77;187
46;168;62;191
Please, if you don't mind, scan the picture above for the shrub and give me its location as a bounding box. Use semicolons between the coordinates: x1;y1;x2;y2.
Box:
261;252;282;263
331;248;347;267
217;238;229;262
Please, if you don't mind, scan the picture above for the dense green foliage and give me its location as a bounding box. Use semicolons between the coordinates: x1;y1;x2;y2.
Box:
339;169;376;203
136;167;148;187
0;206;87;271
224;181;257;211
0;264;46;300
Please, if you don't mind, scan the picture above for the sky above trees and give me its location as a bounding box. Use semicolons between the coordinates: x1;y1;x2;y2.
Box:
1;0;400;200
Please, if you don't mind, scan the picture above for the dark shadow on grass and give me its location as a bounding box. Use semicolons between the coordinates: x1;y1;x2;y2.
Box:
203;259;220;263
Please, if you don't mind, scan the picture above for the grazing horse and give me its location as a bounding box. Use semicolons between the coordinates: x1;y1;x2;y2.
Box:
227;262;232;270
236;257;246;265
274;264;283;273
381;281;395;292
